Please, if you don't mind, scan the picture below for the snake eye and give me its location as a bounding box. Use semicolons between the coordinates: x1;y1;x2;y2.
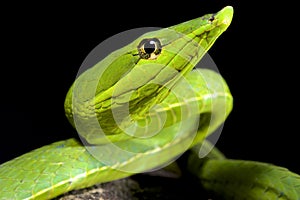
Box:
138;38;162;60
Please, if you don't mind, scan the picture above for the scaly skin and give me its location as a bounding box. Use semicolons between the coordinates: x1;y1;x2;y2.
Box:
0;6;299;200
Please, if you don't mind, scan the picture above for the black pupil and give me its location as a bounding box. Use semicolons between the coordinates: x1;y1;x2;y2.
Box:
144;40;156;54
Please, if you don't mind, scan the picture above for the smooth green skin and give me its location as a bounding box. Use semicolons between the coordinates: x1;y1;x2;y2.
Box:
0;6;299;200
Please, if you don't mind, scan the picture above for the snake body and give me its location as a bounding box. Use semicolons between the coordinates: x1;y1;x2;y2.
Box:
1;6;300;200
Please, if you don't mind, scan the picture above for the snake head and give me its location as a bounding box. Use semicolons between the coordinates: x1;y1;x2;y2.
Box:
64;6;233;144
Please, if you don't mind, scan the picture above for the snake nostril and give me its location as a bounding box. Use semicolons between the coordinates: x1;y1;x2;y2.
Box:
208;15;215;22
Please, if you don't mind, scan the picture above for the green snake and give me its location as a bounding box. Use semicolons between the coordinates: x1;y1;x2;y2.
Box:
1;6;300;200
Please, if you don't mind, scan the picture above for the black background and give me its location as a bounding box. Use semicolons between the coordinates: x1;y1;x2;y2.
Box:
1;1;299;176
